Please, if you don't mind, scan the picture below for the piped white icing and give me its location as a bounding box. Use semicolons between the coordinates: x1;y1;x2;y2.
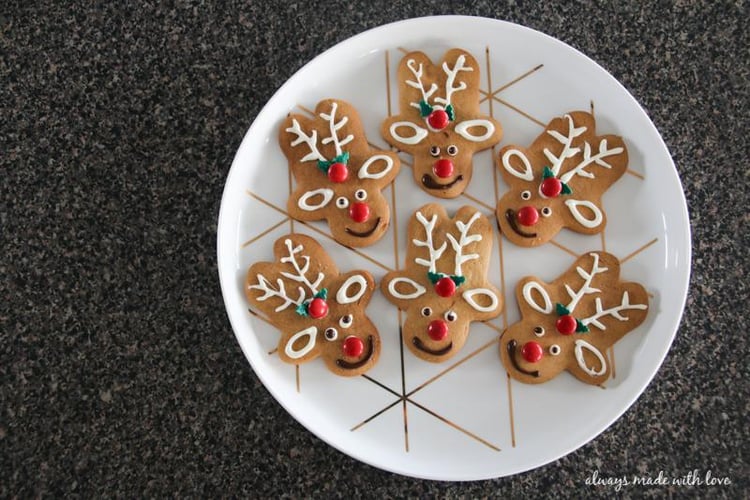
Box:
336;275;368;304
455;119;495;142
565;199;603;228
502;149;534;181
387;277;426;299
522;281;553;314
298;188;334;211
284;326;317;359
574;339;607;376
358;154;394;180
389;121;428;145
462;288;499;313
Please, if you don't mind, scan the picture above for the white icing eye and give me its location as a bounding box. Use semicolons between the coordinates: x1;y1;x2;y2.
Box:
324;327;338;341
354;189;367;201
429;146;440;157
533;326;545;337
421;307;432;317
336;197;349;209
444;310;458;322
339;315;353;329
521;190;532;200
550;344;561;356
446;145;458;156
541;207;552;217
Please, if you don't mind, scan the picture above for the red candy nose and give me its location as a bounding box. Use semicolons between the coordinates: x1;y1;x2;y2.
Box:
427;319;449;341
342;336;364;358
433;159;454;178
349;202;370;223
435;276;456;297
427;109;450;130
521;341;543;363
517;206;539;226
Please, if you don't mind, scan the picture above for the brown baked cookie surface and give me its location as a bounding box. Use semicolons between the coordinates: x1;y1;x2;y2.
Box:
245;234;380;377
381;204;502;362
381;49;502;199
501;251;649;385
280;99;400;247
496;111;628;247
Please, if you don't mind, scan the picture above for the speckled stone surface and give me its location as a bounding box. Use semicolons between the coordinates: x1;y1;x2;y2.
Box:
2;0;748;497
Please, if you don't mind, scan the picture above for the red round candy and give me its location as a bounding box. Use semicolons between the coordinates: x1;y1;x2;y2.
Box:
427;319;448;341
327;162;348;183
427;109;450;130
342;336;364;358
435;276;456;297
348;202;370;223
308;298;328;319
517;206;539;226
433;158;454;178
521;341;544;363
541;177;562;198
556;314;577;335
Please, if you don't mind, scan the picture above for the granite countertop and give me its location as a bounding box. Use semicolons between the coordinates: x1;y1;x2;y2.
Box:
2;1;747;497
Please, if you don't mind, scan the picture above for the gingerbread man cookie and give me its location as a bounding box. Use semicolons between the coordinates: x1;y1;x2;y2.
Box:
381;49;503;198
501;251;649;385
381;204;503;362
496;111;628;247
280;99;400;248
245;234;380;376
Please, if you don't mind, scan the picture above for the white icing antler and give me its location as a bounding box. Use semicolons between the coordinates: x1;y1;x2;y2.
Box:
248;275;305;313
433;54;473;107
558;138;625;184
286;119;326;163
446;212;482;276
406;59;439;110
318;101;354;157
580;292;648;330
279;238;324;295
412;211;447;273
544;114;586;176
564;252;609;314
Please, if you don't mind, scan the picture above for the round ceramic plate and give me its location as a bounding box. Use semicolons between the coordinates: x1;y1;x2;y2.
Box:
217;16;690;480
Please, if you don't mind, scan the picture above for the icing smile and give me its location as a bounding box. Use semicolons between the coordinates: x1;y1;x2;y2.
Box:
507;340;540;377
505;209;537;238
345;217;381;238
336;335;375;370
412;336;453;356
421;173;464;191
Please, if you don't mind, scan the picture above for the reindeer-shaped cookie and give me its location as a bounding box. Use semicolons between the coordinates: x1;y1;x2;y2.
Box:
280;99;400;248
381;204;502;362
381;49;503;198
245;234;380;376
501;252;649;385
496;111;628;247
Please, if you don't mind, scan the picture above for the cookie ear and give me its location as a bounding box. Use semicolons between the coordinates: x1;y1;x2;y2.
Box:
381;116;427;153
564;198;606;233
566;339;611;385
279;326;320;364
333;271;375;306
381;272;427;310
516;277;554;316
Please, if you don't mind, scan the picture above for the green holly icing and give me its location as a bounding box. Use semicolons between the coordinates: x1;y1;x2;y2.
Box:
314;288;328;300
317;152;350;174
427;271;442;284
446;104;455;121
556;303;570;316
450;275;465;286
295;303;309;317
561;183;572;195
576;319;589;333
543;166;555;179
419;100;433;117
427;272;465;287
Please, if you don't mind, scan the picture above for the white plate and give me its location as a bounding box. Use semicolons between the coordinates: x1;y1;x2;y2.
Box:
217;16;690;480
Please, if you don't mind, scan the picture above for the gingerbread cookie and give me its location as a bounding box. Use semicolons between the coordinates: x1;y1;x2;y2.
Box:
245;234;380;376
381;204;503;362
381;49;503;199
496;111;628;247
501;252;649;385
280;99;400;248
